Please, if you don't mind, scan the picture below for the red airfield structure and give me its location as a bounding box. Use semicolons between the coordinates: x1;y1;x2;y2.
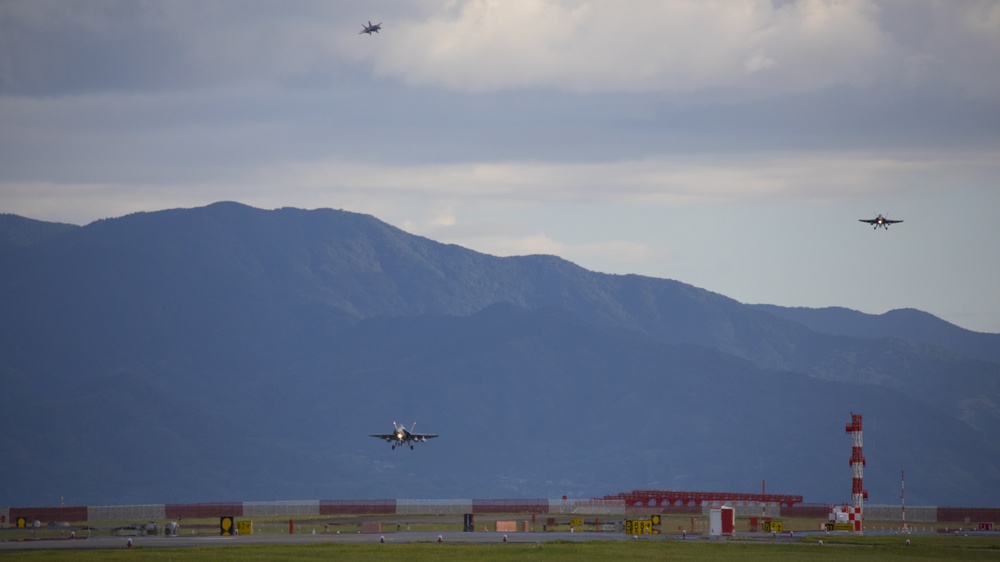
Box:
602;489;802;508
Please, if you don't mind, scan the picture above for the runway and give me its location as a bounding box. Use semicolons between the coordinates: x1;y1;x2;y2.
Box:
0;530;661;553
5;529;972;554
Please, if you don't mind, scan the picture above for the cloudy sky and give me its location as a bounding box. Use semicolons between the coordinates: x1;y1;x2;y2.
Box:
2;0;999;332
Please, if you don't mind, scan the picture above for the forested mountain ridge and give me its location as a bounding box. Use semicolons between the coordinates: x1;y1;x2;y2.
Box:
1;202;997;507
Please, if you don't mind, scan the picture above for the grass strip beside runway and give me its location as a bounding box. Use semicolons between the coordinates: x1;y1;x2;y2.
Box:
8;535;1000;562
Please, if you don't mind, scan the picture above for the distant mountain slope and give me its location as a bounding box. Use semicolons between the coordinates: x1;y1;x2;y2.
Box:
0;213;78;248
753;305;1000;365
278;303;1000;506
0;202;813;371
1;202;998;507
3;303;997;507
0;201;990;437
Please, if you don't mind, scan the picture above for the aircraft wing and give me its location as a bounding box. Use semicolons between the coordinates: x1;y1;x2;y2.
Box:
370;433;396;440
884;219;903;224
859;219;877;224
411;433;439;440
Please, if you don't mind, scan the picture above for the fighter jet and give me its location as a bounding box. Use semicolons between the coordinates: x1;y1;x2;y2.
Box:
859;214;903;230
370;421;438;450
360;21;382;35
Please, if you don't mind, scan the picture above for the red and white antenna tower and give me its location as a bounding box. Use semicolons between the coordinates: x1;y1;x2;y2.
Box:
901;469;908;532
845;413;868;530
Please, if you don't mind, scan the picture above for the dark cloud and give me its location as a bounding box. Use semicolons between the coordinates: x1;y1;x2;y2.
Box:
1;1;998;331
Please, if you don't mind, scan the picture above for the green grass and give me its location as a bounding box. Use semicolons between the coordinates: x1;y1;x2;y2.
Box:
7;535;1000;562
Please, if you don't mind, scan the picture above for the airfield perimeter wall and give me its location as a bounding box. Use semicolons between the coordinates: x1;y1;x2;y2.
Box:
3;501;998;525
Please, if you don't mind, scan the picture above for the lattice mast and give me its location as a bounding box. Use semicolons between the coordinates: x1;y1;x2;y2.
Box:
845;413;868;517
901;469;907;532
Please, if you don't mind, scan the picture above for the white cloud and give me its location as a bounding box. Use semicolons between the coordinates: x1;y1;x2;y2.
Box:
364;0;894;94
744;52;777;73
3;1;997;98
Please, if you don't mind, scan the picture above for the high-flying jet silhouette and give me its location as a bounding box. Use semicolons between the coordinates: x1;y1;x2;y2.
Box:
360;21;382;35
370;421;438;450
859;214;903;230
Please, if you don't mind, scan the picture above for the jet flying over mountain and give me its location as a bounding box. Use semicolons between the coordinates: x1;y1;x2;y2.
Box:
370;421;438;450
859;214;903;230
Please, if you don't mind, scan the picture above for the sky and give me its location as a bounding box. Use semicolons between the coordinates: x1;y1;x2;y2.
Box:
1;0;998;332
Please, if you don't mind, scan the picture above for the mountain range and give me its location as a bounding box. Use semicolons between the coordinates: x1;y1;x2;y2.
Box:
1;202;998;508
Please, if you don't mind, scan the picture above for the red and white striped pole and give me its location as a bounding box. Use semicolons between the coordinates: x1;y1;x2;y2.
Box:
901;469;907;532
845;413;868;531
